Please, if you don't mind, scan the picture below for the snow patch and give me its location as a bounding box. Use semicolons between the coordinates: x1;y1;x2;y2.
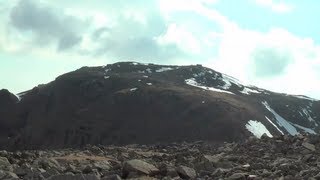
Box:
240;87;261;95
301;108;315;122
265;116;284;135
132;62;139;65
185;78;235;95
146;68;152;73
219;74;243;90
16;92;27;101
245;120;273;138
15;94;21;101
105;68;111;73
263;101;298;135
292;123;316;134
292;95;318;101
156;67;174;72
130;88;138;92
146;83;152;86
104;76;110;79
143;75;149;78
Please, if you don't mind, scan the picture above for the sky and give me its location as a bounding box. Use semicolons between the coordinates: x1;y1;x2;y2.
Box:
0;0;320;99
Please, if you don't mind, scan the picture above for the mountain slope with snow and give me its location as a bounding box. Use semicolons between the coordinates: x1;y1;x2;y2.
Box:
0;62;319;149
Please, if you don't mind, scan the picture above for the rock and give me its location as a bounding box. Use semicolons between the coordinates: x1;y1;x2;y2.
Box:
0;170;18;179
227;172;247;180
0;150;8;157
94;161;111;171
101;174;122;180
13;166;29;177
48;173;100;180
122;159;159;177
211;168;230;177
176;165;196;179
82;165;94;174
159;164;179;178
0;156;12;171
36;158;60;170
261;133;270;140
42;168;60;178
302;142;316;151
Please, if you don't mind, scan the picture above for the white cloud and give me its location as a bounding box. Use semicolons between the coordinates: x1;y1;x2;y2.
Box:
207;24;320;99
253;0;294;13
1;0;320;100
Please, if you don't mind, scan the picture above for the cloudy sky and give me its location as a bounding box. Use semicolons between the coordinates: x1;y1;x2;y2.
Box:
1;0;320;99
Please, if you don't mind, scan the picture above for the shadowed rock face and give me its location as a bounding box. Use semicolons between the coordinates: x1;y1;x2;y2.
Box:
0;62;319;150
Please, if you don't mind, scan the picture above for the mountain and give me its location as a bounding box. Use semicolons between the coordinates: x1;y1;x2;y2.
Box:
0;62;319;150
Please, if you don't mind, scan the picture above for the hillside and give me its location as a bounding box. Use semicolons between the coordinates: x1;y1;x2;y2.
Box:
0;62;319;150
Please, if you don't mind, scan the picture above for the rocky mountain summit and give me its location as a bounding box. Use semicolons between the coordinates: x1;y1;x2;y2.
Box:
0;62;319;149
1;134;320;179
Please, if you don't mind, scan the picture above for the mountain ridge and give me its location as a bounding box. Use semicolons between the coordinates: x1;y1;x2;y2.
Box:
0;61;319;150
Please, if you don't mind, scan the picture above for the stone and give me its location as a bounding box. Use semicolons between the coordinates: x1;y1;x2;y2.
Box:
0;150;8;157
302;142;316;151
0;156;12;171
101;174;122;180
82;165;94;174
94;160;111;171
0;170;18;179
227;172;247;180
48;173;100;180
122;159;159;177
176;165;196;179
36;158;60;170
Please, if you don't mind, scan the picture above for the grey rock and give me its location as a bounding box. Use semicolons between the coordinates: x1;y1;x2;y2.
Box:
48;173;100;180
227;172;247;180
101;174;122;180
122;159;159;176
0;156;12;171
176;165;196;179
302;142;316;151
93;161;111;171
0;170;19;179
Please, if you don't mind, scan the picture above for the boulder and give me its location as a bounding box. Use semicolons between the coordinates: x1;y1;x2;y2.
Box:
302;142;316;152
48;173;100;180
176;165;196;179
122;159;159;177
0;156;12;171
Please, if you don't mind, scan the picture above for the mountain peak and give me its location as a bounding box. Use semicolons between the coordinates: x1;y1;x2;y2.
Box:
0;62;319;149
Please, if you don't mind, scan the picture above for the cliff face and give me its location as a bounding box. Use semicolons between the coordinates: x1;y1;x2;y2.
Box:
0;62;319;149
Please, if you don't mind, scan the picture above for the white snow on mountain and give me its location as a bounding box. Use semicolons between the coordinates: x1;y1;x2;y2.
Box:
185;78;235;95
240;87;261;95
301;108;315;122
265;116;284;135
245;120;273;138
146;68;152;73
262;101;299;135
292;95;318;102
156;67;174;72
219;74;243;90
130;88;138;92
292;123;316;134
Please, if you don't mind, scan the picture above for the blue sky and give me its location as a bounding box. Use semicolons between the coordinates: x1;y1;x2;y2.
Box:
1;0;320;99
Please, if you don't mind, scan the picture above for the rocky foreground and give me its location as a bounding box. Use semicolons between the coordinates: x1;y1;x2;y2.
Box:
1;134;320;180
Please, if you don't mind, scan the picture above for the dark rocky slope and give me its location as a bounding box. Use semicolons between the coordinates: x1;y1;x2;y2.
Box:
0;62;319;149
